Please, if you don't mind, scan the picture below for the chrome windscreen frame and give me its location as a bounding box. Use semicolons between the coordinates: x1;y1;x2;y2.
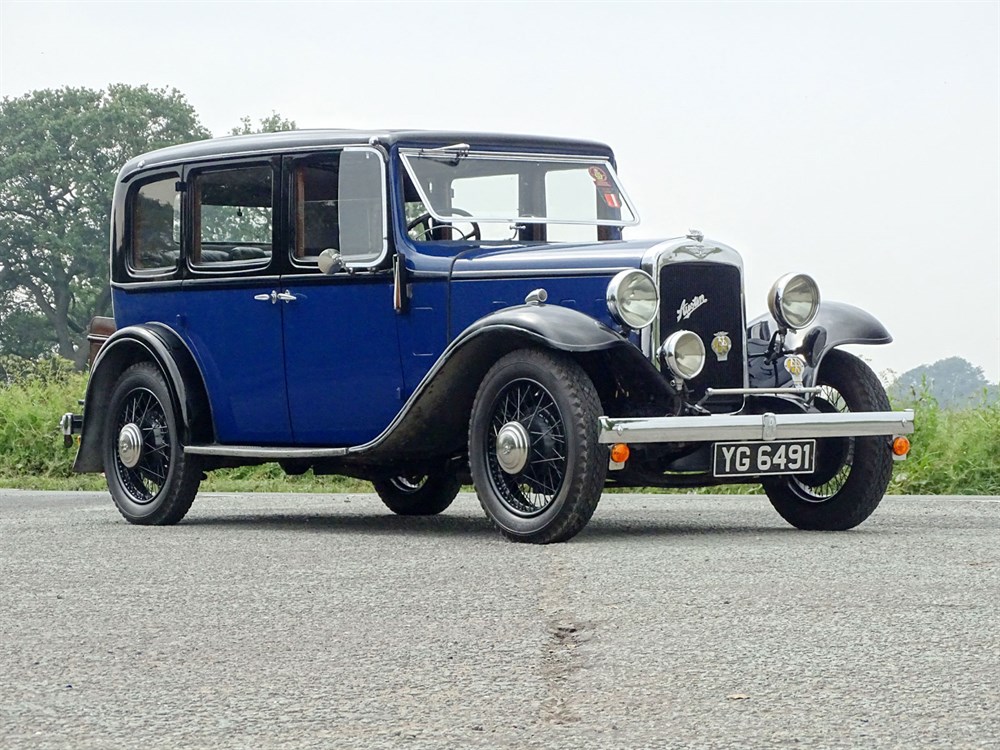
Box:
398;150;641;227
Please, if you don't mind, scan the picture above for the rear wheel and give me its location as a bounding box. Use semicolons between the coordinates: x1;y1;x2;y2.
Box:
104;363;202;525
469;349;607;544
372;464;461;516
762;350;893;530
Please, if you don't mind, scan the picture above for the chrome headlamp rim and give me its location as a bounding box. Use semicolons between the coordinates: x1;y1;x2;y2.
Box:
768;272;820;331
606;269;658;329
659;329;706;381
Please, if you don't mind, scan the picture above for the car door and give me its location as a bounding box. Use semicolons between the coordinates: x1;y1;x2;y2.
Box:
279;148;405;446
177;159;294;445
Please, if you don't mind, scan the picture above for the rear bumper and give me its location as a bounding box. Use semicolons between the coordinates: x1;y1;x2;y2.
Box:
598;409;915;444
60;412;82;448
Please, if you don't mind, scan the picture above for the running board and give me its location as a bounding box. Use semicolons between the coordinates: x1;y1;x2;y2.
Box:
185;445;350;459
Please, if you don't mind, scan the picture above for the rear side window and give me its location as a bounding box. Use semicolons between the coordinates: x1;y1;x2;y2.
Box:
131;176;180;273
192;165;273;267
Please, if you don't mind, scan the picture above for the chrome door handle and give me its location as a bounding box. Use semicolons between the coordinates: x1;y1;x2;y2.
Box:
254;290;296;304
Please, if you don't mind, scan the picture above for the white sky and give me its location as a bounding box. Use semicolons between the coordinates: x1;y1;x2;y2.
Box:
2;0;998;382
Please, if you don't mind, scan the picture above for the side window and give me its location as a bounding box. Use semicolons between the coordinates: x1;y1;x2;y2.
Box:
292;149;386;267
192;165;273;267
131;176;180;272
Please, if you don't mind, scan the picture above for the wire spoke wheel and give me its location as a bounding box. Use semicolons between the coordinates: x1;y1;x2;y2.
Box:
792;384;852;502
389;475;428;493
373;462;461;516
104;363;201;525
113;387;172;504
469;349;607;544
762;350;894;531
485;378;568;517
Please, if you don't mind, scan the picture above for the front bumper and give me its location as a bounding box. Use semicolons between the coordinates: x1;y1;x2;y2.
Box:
598;409;915;444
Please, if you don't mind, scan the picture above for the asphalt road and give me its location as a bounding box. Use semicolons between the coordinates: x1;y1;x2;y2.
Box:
1;490;997;750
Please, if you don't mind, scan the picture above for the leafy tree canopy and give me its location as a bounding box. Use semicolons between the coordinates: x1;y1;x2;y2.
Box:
0;84;210;366
889;356;999;409
229;111;297;136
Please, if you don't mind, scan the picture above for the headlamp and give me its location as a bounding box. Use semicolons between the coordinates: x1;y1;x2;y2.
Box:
768;273;820;331
606;270;658;329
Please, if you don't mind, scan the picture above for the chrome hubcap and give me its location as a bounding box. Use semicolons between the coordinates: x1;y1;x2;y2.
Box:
117;423;143;469
496;421;530;475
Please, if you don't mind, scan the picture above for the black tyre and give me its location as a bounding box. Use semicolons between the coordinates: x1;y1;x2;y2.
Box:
103;362;202;525
762;349;893;530
372;464;461;516
469;349;608;544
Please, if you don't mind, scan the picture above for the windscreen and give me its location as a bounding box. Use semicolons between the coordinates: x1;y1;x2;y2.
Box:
400;151;638;227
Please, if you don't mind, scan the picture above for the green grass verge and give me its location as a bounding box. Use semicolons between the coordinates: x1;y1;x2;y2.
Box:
2;356;997;495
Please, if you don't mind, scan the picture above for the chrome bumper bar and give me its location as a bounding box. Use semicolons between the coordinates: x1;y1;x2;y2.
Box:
598;409;915;444
60;412;83;448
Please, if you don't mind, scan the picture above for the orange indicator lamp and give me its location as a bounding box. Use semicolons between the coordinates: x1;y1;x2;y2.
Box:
892;436;911;457
610;443;630;464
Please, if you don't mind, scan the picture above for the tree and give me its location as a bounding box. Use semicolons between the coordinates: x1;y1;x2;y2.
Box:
229;111;297;136
0;85;210;366
0;289;51;359
889;356;999;409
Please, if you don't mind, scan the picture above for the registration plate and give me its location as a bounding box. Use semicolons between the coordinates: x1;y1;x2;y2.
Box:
712;439;816;478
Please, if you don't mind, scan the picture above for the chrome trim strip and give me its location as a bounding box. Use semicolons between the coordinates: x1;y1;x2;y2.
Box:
179;275;283;288
400;149;614;162
185;445;349;458
704;386;822;397
598;409;915;444
451;267;632;279
112;279;184;291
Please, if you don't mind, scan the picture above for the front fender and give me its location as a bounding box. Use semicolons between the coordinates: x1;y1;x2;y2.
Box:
460;303;628;351
74;324;214;472
343;303;669;465
748;301;892;389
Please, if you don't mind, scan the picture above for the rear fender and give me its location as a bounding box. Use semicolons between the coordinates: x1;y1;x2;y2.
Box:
74;324;213;472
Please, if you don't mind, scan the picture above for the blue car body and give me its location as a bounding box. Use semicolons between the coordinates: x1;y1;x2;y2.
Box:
64;129;914;542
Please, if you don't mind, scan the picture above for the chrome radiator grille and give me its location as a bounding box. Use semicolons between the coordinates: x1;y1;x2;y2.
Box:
658;262;746;413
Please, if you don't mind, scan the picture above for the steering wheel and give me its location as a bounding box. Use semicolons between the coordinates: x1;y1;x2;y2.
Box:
406;207;481;241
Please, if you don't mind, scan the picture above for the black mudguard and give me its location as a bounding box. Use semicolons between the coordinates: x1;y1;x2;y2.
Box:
343;304;672;465
74;324;213;473
747;301;892;389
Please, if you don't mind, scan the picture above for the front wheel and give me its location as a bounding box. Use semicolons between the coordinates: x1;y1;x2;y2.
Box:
762;349;893;530
103;363;202;525
469;349;608;544
372;464;462;516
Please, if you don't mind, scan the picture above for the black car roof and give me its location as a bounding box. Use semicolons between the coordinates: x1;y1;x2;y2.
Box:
118;129;617;179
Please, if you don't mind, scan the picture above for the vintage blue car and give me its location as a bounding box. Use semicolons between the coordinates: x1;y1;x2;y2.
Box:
62;129;914;542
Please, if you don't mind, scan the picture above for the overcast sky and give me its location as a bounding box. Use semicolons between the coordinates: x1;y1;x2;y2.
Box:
2;0;998;382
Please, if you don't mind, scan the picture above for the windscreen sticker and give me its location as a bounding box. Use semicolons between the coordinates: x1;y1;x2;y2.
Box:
588;166;611;188
603;192;622;209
